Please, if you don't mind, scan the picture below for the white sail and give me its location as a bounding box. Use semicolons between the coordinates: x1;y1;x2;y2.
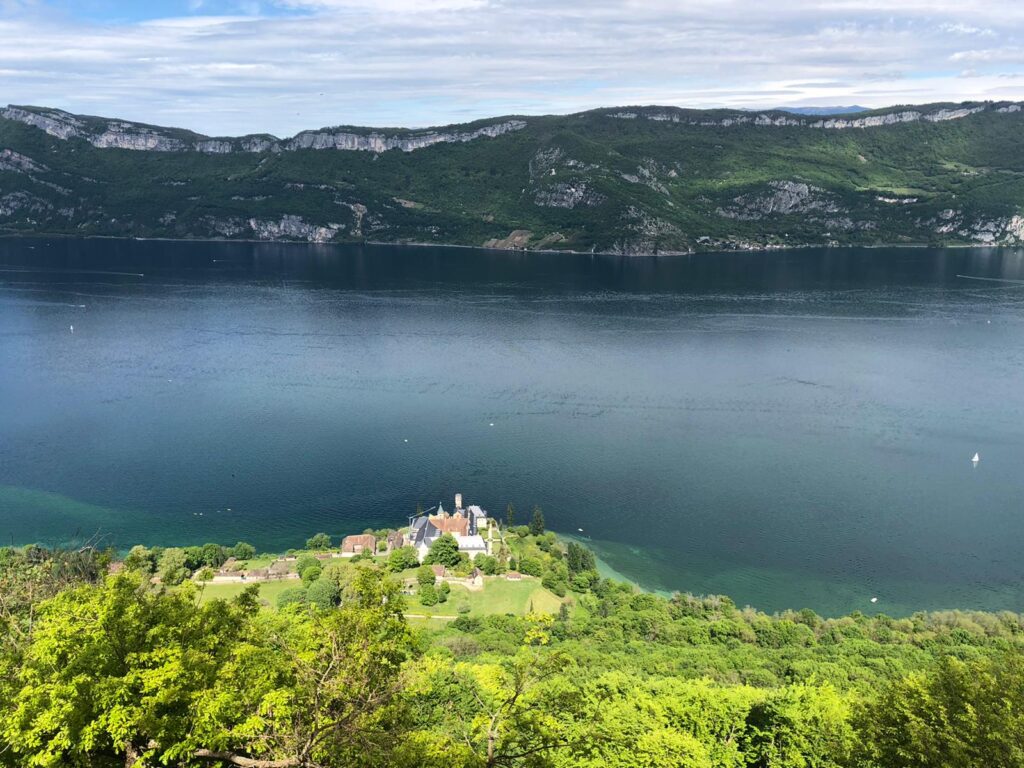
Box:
972;452;980;463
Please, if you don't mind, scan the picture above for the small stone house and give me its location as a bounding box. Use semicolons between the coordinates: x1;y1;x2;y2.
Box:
341;534;377;557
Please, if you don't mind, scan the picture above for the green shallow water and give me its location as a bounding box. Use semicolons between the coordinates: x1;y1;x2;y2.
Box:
3;237;1024;616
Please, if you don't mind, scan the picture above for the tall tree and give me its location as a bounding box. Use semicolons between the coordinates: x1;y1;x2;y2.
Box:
529;507;545;536
424;534;462;568
506;503;515;529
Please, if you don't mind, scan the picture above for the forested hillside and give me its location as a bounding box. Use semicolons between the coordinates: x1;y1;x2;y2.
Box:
2;101;1024;254
2;533;1023;767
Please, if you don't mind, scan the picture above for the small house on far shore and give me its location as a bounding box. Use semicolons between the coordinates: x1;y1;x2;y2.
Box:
341;533;377;557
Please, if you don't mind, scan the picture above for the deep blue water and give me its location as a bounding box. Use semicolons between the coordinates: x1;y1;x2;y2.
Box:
3;237;1024;615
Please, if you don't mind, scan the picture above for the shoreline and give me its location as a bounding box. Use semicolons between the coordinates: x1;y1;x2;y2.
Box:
1;230;1019;258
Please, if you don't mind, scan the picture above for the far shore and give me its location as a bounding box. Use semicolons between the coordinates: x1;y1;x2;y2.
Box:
1;230;1015;258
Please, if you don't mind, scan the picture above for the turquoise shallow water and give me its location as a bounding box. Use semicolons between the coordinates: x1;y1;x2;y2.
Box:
2;238;1024;616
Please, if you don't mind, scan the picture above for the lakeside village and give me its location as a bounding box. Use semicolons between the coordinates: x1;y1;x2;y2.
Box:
114;492;599;614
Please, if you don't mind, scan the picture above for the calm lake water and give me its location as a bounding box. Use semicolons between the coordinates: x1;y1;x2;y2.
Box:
2;237;1024;616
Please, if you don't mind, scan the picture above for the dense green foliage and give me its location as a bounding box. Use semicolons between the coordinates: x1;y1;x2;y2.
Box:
3;539;1024;766
3;102;1024;254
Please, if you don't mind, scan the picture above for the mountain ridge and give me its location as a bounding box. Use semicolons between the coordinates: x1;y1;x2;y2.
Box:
2;100;1024;253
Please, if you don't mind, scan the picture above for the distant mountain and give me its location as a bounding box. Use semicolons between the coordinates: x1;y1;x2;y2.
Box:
2;101;1023;254
775;106;869;115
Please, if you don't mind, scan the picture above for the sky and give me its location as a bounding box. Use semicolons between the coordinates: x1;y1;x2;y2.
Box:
1;0;1023;136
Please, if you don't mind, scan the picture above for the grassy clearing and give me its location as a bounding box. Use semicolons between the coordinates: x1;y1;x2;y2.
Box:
408;576;563;617
194;579;296;607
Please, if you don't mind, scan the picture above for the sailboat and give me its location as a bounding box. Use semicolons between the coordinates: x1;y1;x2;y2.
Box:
972;452;980;464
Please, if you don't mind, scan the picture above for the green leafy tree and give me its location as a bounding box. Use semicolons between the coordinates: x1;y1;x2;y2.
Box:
229;541;256;561
388;545;421;573
295;553;321;579
158;547;190;586
0;574;260;766
306;532;332;550
474;554;498;575
417;564;436;586
529;506;545;536
425;534;461;568
506;503;515;528
566;542;596;575
437;582;451;604
418;583;439;606
123;544;157;574
857;653;1024;768
308;577;341;611
200;542;227;567
301;564;323;586
277;586;308;609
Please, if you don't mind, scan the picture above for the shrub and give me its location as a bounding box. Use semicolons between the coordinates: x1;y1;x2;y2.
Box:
418;583;438;606
230;542;256;560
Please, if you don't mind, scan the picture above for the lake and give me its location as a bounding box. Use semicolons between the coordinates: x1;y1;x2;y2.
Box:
2;237;1024;616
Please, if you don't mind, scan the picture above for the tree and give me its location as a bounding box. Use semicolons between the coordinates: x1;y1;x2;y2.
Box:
388;546;421;573
0;574;261;766
437;582;451;604
301;564;323;586
418;583;439;606
158;547;191;586
124;544;158;574
424;534;461;568
857;653;1024;768
307;577;341;611
566;542;596;575
417;564;436;586
277;586;308;609
506;503;515;529
529;507;545;536
191;568;416;767
306;532;332;550
295;554;321;579
230;541;256;561
475;554;498;575
200;542;228;567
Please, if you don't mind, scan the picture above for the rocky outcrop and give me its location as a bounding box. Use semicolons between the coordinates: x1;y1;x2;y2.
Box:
717;181;841;219
0;149;48;174
610;103;1013;130
0;105;526;155
928;209;1024;244
534;182;605;209
0;191;53;217
285;120;525;153
247;215;341;242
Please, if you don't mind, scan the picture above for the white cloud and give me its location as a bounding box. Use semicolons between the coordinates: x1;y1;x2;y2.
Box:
0;0;1022;135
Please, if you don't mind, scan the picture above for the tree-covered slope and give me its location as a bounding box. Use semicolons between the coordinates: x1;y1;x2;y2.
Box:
2;101;1024;253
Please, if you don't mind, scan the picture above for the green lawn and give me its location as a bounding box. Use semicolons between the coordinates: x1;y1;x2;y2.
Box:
408;576;563;617
194;579;297;607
